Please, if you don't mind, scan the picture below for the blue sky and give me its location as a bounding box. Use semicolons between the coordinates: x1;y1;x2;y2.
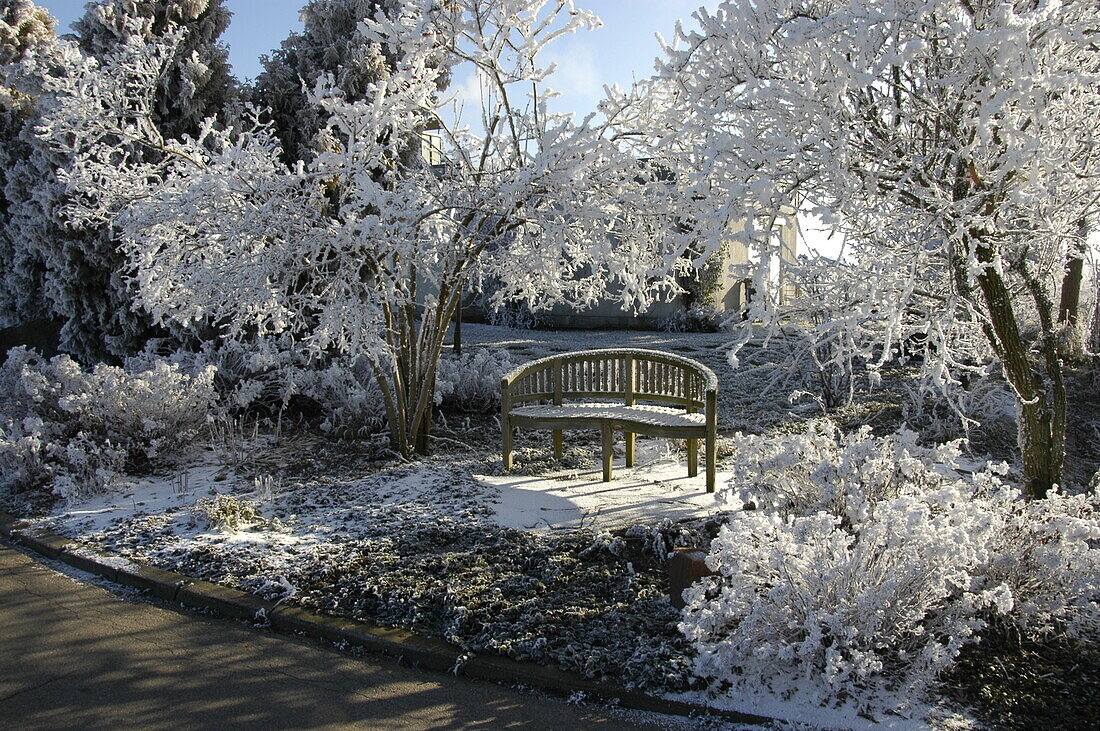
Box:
37;0;717;118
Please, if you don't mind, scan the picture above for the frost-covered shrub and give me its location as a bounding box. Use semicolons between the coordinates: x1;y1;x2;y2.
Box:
684;422;1100;712
193;493;261;532
721;420;960;523
0;347;218;498
183;340;386;436
978;486;1100;642
659;304;722;333
0;416;54;493
49;433;127;500
483;300;544;330
435;349;513;413
289;357;386;435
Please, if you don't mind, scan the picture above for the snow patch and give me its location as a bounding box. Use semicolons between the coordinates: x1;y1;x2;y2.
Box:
479;438;731;531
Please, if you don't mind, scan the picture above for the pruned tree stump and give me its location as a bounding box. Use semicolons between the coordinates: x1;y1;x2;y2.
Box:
667;547;714;610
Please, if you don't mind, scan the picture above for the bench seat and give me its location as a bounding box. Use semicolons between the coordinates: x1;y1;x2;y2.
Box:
509;403;706;434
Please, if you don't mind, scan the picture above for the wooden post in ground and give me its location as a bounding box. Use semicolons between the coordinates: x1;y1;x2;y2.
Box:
705;390;717;493
601;424;613;482
552;360;564;458
501;378;513;470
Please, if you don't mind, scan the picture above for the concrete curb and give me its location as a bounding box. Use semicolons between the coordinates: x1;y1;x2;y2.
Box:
0;510;772;726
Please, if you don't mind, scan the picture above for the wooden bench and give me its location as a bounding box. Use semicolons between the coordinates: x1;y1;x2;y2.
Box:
500;348;719;492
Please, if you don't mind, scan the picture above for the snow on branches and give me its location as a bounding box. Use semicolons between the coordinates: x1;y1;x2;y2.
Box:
638;0;1100;496
29;0;688;456
685;421;1100;714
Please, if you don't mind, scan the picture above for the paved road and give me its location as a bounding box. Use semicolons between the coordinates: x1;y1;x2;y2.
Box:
0;542;674;730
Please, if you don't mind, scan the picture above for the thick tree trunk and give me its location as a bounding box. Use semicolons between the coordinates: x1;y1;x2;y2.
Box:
1058;252;1084;325
1092;287;1100;355
971;234;1064;499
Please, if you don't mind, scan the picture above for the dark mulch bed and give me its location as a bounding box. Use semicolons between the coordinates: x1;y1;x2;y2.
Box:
943;634;1100;730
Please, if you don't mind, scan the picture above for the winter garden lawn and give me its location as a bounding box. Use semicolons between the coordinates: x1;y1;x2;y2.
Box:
3;323;1099;729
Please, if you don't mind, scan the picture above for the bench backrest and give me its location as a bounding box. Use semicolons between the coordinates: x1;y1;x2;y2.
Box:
501;348;718;411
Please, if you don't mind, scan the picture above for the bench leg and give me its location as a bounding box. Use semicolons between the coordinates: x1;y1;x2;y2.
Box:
687;438;698;477
625;431;635;467
553;429;564;459
601;424;613;482
705;437;716;493
502;416;513;471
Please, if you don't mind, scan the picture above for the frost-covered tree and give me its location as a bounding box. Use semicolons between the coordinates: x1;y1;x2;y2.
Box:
0;0;56;326
73;0;235;140
0;0;50;64
641;0;1100;498
35;0;686;458
253;0;399;164
3;0;237;360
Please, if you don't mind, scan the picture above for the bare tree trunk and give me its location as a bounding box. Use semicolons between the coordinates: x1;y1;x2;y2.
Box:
971;234;1064;499
375;273;466;459
1057;219;1089;359
1092;283;1100;356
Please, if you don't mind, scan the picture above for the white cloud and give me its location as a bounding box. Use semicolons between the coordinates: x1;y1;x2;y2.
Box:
539;41;602;115
447;69;484;110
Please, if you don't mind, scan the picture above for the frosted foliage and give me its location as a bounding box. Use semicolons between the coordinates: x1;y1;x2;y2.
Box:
0;0;54;65
291;357;387;435
32;0;688;454
683;423;1100;711
434;349;513;412
7;33;175;358
179;338;387;434
628;0;1100;496
73;0;234;140
253;0;396;163
0;1;234;358
193;493;261;532
779;249;994;413
0;0;56;327
722;421;964;523
0;347;218;498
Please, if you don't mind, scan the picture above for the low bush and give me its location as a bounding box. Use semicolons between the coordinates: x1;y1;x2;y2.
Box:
193;493;263;532
682;421;1100;713
0;347;218;499
435;348;513;413
290;357;387;436
659;304;723;333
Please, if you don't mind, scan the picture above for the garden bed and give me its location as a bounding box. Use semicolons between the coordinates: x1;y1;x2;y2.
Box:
5;325;1099;729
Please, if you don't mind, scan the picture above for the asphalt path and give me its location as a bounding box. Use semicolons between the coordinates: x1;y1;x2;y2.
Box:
0;542;676;730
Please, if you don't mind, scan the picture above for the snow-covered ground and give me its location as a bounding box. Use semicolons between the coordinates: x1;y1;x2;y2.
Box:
17;325;995;729
482;438;733;531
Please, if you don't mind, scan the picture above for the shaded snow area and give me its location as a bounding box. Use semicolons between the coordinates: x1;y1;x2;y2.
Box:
483;438;731;531
33;437;714;699
32;438;952;729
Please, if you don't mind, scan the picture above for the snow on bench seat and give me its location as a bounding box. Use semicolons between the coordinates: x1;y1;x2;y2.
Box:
509;403;706;429
501;348;719;491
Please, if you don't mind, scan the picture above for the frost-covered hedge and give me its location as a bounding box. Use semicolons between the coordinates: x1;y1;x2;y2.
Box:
0;347;218;499
659;304;723;333
683;422;1100;712
435;349;513;413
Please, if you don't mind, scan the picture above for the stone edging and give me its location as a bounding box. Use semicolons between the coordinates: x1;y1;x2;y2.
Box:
0;510;773;726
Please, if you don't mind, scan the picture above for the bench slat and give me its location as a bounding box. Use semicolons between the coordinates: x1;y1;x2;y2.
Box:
511;403;705;427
